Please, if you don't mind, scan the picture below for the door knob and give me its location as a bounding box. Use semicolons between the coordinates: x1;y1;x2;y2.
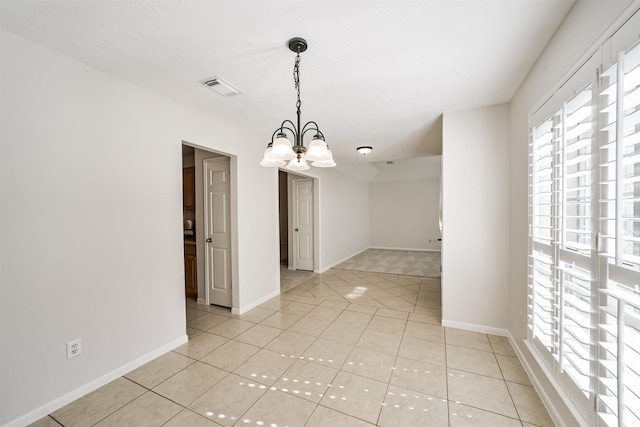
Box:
294;228;299;232
206;238;212;243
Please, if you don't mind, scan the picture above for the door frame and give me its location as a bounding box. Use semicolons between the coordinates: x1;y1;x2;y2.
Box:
285;172;320;272
181;141;239;312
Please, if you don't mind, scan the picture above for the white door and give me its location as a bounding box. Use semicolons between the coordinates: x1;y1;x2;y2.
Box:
292;179;313;271
204;158;232;307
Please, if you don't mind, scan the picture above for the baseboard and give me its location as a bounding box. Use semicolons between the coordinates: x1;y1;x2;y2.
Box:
369;246;441;252
2;335;188;427
196;297;206;305
441;319;508;336
232;289;280;315
319;247;369;273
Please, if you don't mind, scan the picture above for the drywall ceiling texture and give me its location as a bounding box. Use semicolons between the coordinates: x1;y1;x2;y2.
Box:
0;0;573;172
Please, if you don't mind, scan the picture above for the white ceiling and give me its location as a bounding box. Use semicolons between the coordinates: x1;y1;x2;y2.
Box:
370;156;441;182
0;0;574;171
370;156;441;171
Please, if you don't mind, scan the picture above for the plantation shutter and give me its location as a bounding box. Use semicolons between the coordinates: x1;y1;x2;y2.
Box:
558;83;596;397
596;38;640;427
527;8;640;426
529;114;559;356
528;61;598;401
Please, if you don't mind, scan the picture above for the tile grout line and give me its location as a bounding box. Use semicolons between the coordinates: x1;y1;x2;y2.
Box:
87;387;149;427
227;265;539;424
46;415;64;427
376;358;394;427
51;254;549;427
375;308;412;427
283;274;386;426
443;320;452;427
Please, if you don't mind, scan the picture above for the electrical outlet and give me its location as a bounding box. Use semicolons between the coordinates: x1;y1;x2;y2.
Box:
67;338;82;359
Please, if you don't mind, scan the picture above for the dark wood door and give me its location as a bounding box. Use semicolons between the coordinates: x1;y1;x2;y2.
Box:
184;244;197;298
183;167;195;210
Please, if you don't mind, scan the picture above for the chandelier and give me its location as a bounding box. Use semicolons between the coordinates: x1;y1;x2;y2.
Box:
260;37;336;170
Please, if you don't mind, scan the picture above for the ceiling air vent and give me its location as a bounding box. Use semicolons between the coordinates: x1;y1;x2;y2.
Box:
199;76;243;97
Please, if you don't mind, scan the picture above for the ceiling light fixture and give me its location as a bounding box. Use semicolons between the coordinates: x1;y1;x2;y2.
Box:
260;37;335;170
357;146;373;155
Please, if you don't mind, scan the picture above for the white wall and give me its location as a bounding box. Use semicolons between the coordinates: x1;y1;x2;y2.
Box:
507;1;635;425
0;30;370;425
442;104;510;333
320;170;370;269
369;179;440;251
287;167;371;271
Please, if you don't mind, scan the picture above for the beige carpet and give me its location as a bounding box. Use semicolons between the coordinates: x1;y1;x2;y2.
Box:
334;248;441;278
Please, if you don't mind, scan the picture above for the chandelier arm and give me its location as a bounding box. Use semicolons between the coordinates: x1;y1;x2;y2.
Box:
271;126;297;142
279;120;298;134
301;121;321;133
301;127;321;139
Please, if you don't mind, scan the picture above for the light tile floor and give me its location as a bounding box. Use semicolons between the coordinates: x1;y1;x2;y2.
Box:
335;249;441;278
31;268;553;427
280;265;316;292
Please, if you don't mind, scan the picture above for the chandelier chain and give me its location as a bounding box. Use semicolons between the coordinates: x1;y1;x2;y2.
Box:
294;50;301;112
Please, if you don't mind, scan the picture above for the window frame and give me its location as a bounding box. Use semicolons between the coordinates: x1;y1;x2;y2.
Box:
527;8;640;426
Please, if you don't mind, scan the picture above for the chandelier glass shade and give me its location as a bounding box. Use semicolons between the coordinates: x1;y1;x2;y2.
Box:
259;144;286;167
260;37;335;170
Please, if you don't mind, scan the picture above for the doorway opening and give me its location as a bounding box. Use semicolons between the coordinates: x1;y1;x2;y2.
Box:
278;170;320;276
181;143;238;311
278;171;288;266
182;146;197;301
